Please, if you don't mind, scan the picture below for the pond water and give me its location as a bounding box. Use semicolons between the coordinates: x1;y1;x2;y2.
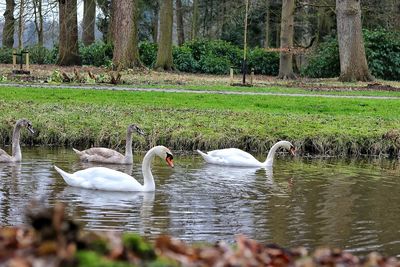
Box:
0;147;400;257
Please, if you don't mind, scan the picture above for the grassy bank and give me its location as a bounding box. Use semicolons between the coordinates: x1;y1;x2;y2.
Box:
1;85;400;157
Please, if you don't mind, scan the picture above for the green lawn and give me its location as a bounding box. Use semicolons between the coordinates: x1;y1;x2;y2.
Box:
1;85;400;156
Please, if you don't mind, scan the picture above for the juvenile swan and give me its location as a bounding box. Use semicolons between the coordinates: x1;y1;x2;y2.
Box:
197;140;295;167
55;146;174;192
0;119;35;163
73;124;144;164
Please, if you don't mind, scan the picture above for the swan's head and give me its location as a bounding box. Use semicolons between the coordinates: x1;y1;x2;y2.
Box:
154;146;174;168
128;124;145;135
280;141;296;156
16;119;35;134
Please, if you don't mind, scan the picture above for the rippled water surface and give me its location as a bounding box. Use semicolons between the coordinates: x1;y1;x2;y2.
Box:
1;147;400;256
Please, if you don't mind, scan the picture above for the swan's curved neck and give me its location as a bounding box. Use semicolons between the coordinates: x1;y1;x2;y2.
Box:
12;124;22;161
125;130;133;161
263;142;283;166
141;147;157;191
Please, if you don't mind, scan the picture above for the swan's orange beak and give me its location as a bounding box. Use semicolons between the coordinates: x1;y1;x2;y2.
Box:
166;154;174;168
290;146;296;156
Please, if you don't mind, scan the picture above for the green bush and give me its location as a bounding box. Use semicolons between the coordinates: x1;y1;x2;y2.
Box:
0;48;13;64
139;41;158;68
364;29;400;81
173;45;199;72
247;47;279;75
26;45;51;64
80;42;113;67
199;54;231;74
301;36;340;78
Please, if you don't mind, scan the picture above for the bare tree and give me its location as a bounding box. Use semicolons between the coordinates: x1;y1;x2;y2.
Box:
82;0;96;45
277;0;296;79
111;0;141;69
17;0;25;49
191;0;199;40
154;0;174;71
176;0;185;45
264;0;270;48
58;0;81;65
3;0;16;48
336;0;373;81
32;0;44;46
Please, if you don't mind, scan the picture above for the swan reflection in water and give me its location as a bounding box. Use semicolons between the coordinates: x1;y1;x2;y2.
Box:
58;186;155;233
185;163;290;195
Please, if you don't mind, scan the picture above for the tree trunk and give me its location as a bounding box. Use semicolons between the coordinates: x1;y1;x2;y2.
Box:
82;0;96;46
151;3;159;42
191;0;199;40
111;0;141;69
32;0;44;46
18;0;24;49
336;0;373;82
264;0;270;48
176;0;185;45
277;0;296;79
2;0;15;48
154;0;174;71
58;0;81;66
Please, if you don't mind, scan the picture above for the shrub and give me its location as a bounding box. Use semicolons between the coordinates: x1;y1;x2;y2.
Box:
0;48;13;64
80;41;113;67
301;36;340;78
26;45;50;64
199;54;231;74
247;48;279;75
173;45;199;72
364;29;400;81
139;41;158;68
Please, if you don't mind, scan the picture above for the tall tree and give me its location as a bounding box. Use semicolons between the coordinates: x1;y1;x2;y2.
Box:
277;0;296;79
18;0;25;49
82;0;96;45
151;2;159;42
191;0;199;40
32;0;44;47
336;0;373;81
264;0;270;48
3;0;16;48
154;0;173;71
96;0;111;42
58;0;81;65
111;0;141;69
176;0;185;45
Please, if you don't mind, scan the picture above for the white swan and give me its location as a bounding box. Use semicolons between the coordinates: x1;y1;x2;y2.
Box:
54;145;174;192
72;124;144;164
0;119;35;163
197;140;295;167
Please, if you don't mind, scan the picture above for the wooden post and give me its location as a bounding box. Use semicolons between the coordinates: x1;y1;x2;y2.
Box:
12;49;17;69
250;68;254;85
230;68;234;84
25;52;29;71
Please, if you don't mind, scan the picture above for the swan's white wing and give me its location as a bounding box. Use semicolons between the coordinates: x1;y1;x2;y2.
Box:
208;148;257;160
205;148;263;167
56;166;143;191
